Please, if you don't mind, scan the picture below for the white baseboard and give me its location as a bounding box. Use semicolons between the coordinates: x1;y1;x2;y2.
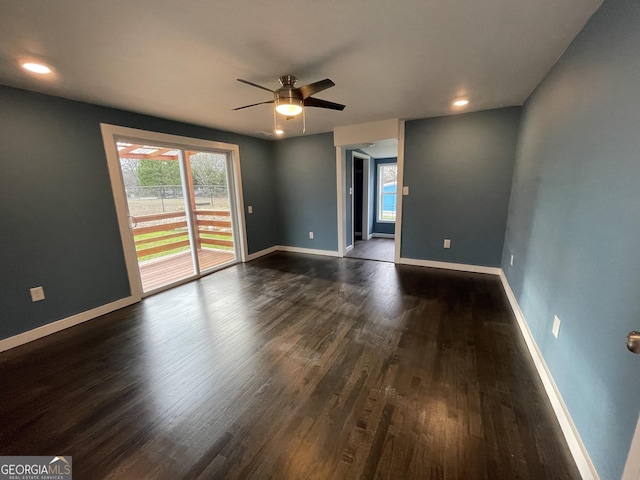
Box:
371;233;395;239
247;245;341;260
246;246;279;261
277;245;340;257
3;248;600;480
346;245;354;252
498;270;599;480
398;257;501;275
0;296;137;353
1;244;338;352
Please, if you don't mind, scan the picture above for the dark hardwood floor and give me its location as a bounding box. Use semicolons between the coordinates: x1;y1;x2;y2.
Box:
0;252;580;479
346;238;395;262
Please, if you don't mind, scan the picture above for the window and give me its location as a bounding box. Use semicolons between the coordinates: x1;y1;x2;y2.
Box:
377;163;397;222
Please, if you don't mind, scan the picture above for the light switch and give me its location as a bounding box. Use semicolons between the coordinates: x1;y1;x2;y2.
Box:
248;206;253;214
403;186;409;195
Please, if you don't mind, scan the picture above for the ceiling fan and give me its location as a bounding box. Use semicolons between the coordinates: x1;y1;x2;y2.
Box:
233;75;346;117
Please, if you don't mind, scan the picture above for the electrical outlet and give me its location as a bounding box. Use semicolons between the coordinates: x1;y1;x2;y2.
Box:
510;254;514;266
443;239;451;249
309;231;314;239
30;286;45;302
552;315;561;338
248;205;253;214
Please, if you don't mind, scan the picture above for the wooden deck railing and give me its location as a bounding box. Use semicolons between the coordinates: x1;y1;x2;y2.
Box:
132;210;233;260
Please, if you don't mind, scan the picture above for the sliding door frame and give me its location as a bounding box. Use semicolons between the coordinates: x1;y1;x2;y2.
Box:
100;124;248;300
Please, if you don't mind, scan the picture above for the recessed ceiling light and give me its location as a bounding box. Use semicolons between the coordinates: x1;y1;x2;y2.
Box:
22;62;52;74
274;129;284;135
453;98;469;107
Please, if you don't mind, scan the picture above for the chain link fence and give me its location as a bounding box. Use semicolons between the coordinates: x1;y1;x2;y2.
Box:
125;185;230;215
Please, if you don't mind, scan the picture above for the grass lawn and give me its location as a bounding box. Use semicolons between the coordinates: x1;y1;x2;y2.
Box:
127;197;230;217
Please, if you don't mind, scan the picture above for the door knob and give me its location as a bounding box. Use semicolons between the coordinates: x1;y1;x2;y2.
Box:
627;331;640;354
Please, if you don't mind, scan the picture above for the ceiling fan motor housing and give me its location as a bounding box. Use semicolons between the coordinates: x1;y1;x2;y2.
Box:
275;75;303;114
276;76;302;101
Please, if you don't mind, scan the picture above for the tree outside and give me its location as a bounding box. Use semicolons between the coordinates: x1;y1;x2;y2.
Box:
137;159;181;186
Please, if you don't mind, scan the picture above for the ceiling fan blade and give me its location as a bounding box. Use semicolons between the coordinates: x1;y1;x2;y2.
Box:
297;79;335;99
232;100;274;111
237;78;274;93
303;97;345;111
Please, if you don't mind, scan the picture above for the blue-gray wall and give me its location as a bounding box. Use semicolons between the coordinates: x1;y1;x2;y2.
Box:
502;1;640;478
401;107;521;266
0;86;277;341
372;157;397;235
273;133;338;251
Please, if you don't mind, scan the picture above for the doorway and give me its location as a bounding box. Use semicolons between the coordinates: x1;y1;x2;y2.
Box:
346;152;394;262
340;140;399;263
334;119;403;260
102;125;247;298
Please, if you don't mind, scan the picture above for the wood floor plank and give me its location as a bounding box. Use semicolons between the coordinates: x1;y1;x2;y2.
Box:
0;252;580;479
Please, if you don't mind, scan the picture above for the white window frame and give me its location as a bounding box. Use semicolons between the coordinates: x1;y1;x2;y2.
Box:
377;163;397;223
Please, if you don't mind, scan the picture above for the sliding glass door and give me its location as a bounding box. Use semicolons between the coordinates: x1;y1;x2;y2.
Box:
115;140;238;293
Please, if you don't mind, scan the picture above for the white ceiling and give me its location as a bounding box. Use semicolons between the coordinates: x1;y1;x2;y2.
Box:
0;0;602;139
357;139;399;159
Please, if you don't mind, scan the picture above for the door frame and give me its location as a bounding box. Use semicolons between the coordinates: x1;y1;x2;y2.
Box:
623;412;640;479
334;119;404;259
100;124;247;300
352;152;371;242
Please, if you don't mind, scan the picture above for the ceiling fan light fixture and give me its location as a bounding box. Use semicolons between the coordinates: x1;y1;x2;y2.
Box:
275;96;303;116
